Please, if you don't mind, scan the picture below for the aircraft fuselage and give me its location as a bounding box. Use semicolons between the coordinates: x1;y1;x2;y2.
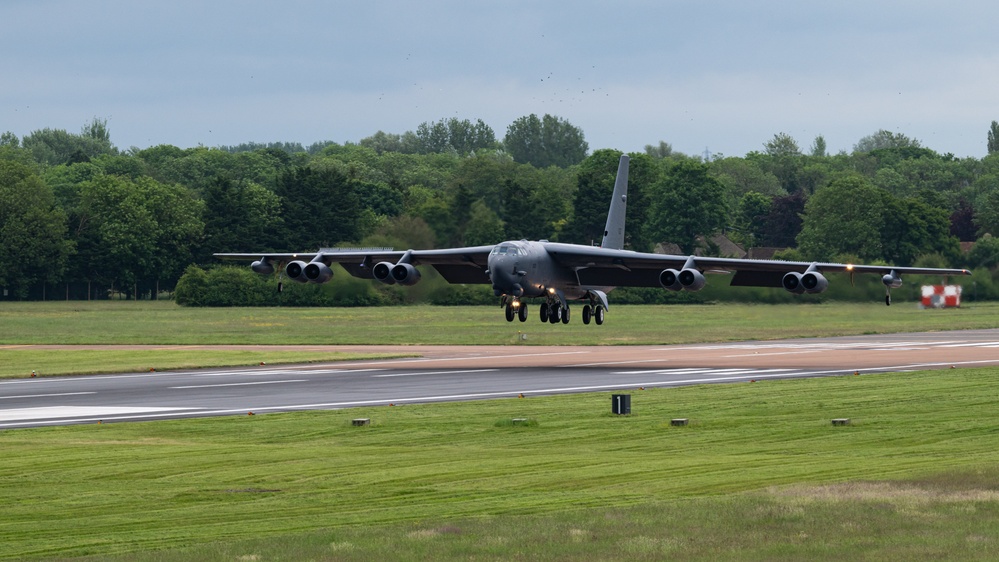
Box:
487;241;588;300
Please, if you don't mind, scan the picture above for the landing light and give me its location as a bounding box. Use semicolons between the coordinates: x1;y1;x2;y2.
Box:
548;287;555;294
511;301;521;309
846;264;854;271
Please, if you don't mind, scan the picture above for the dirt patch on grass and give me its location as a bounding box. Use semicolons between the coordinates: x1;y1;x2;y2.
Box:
770;481;999;504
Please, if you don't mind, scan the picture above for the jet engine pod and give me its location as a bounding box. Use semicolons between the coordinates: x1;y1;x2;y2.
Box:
251;259;274;275
285;260;309;283
678;268;705;291
659;269;683;291
304;261;333;284
782;271;805;294
373;261;396;284
800;271;828;294
391;263;422;286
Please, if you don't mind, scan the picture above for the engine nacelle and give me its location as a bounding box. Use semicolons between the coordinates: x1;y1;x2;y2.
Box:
373;261;396;284
251;259;274;275
800;271;828;294
304;261;333;284
285;260;309;283
659;269;683;291
882;273;902;289
782;272;805;294
678;268;705;291
391;263;422;286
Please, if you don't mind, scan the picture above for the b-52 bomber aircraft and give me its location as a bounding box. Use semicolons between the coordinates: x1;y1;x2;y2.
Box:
216;155;969;325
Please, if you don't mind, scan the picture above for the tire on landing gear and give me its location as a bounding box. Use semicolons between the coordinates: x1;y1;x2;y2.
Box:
561;305;570;324
518;303;528;322
594;305;605;325
539;302;549;323
582;304;592;325
549;304;562;324
505;304;515;322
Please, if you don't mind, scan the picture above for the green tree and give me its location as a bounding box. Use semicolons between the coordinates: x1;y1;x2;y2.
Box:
854;129;922;153
988;121;999;154
642;160;728;254
0;160;74;298
797;176;885;261
70;175;159;292
274;166;363;249
879;196;959;266
759;191;806;247
463;199;505;246
735;191;772;246
809;135;827;157
504;114;588;168
22;119;118;166
413;118;496;155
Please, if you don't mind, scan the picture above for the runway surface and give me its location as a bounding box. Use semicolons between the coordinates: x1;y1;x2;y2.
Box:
4;329;999;429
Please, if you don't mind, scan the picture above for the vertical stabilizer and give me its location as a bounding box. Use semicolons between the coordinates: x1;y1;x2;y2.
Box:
600;154;630;250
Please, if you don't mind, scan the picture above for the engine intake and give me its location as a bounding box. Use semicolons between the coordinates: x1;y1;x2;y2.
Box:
678;268;705;291
304;261;333;283
391;263;422;286
800;271;828;294
659;269;682;291
373;261;395;284
286;260;309;283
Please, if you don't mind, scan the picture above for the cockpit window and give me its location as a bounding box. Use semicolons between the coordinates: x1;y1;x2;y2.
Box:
490;245;519;256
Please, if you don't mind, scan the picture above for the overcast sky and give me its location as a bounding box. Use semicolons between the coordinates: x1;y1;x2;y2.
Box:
3;1;998;158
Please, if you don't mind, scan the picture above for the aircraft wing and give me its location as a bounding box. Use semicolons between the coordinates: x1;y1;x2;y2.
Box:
540;243;970;288
214;245;495;284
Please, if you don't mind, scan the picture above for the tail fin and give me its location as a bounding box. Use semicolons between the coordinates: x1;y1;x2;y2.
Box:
600;154;630;250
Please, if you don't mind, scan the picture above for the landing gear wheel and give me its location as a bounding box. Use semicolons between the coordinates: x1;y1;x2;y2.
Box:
885;293;891;306
505;304;515;322
594;305;605;325
582;305;592;325
539;302;549;323
561;306;570;324
549;304;562;324
518;303;528;322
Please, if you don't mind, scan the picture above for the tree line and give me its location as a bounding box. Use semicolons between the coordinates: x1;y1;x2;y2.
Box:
3;116;999;303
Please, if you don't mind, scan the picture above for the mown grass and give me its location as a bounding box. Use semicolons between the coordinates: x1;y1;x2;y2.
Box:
1;300;998;346
4;367;999;560
2;300;997;378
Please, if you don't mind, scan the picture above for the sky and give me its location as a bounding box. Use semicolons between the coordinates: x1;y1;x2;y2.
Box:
3;0;999;159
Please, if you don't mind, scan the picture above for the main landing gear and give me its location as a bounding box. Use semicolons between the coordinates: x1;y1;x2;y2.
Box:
503;297;605;325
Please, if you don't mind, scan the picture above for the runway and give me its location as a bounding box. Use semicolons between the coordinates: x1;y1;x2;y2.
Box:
4;329;999;429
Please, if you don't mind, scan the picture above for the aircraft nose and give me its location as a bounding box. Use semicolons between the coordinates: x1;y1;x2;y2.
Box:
489;258;523;296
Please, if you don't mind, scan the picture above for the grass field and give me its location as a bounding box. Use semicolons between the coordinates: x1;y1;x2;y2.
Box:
3;300;999;560
2;300;998;378
3;367;999;560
